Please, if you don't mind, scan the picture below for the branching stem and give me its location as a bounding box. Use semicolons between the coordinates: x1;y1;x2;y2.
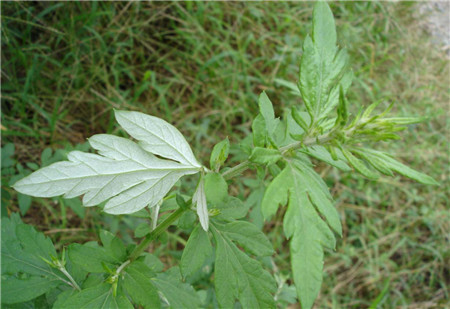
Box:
129;132;334;260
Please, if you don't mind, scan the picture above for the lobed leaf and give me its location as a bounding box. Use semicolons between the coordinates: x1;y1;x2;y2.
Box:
13;113;201;215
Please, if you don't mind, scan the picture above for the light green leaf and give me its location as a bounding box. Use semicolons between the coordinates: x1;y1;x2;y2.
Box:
302;145;351;172
211;222;277;308
298;2;349;122
13;133;200;215
204;172;228;206
180;225;213;279
210;138;230;171
261;159;341;309
123;261;160;309
249;147;282;166
341;148;379;180
363;149;438;185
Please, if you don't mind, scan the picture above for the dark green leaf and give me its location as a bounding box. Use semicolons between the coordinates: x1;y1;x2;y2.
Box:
53;283;133;309
123;261;160;309
1;275;60;304
68;243;119;273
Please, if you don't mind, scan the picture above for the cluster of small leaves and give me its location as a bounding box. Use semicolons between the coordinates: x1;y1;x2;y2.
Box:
1;213;201;308
5;2;438;309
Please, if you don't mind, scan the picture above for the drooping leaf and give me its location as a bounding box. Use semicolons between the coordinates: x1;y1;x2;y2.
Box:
193;176;209;231
180;225;213;279
13;132;200;215
211;221;276;308
261;158;341;309
122;261;160;309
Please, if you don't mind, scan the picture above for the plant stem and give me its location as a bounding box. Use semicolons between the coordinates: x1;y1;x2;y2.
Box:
58;265;81;291
129;207;187;261
129;132;334;260
222;132;333;180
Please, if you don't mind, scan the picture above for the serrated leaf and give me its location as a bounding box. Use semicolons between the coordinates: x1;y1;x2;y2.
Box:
152;268;201;309
210;138;230;171
180;225;213;279
211;222;276;308
298;2;349;123
193;176;209;231
114;110;201;167
123;261;160;309
1;216;62;279
249;147;282;166
13;133;200;215
53;283;133;309
1;216;71;304
261;159;341;309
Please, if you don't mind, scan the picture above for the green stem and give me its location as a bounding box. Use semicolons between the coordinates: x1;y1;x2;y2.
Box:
222;133;333;180
129;207;187;261
128;132;334;260
57;263;81;291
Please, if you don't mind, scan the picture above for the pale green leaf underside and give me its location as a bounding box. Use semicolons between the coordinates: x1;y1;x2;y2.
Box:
193;176;209;231
115;110;201;167
13;111;202;214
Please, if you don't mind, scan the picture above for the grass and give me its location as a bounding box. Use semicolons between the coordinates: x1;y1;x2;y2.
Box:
1;1;448;308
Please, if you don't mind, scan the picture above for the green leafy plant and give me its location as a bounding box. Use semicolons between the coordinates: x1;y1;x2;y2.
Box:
4;2;437;308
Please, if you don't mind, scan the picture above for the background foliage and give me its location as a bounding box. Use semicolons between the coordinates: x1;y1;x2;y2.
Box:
2;1;448;308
